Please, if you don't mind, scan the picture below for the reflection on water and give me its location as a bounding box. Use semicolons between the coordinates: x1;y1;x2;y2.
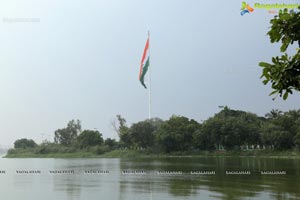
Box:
118;157;300;200
0;157;299;200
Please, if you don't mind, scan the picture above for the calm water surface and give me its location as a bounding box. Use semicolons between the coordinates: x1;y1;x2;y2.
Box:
0;156;299;200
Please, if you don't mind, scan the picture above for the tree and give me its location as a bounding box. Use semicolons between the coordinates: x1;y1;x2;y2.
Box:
54;119;82;145
289;110;300;149
112;117;163;149
111;115;127;136
295;133;300;150
259;8;300;100
200;108;262;150
285;109;300;121
193;129;215;151
156;115;200;152
265;109;283;119
14;138;37;149
261;122;278;149
104;138;118;149
200;117;224;150
148;118;164;130
77;130;103;148
262;124;293;150
129;120;157;149
113;115;131;147
261;110;300;150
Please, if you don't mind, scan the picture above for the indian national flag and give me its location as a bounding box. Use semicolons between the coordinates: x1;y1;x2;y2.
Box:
139;37;150;89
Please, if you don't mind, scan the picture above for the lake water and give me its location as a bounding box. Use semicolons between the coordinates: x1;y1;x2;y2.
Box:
0;156;299;200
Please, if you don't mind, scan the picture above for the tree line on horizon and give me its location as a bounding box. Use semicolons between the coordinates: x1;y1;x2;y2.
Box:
8;107;300;155
116;107;300;152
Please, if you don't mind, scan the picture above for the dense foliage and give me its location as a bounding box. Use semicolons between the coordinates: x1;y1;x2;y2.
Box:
54;119;82;145
114;108;300;152
156;116;200;152
14;138;37;149
198;107;262;151
259;8;300;100
8;107;300;157
76;130;104;149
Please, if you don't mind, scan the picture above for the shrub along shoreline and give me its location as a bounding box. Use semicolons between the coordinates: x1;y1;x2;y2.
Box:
5;149;300;159
5;107;300;158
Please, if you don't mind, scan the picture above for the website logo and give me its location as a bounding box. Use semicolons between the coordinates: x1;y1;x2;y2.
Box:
240;2;254;16
240;2;299;15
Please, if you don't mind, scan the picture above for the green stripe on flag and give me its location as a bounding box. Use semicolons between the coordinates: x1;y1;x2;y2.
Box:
139;57;150;88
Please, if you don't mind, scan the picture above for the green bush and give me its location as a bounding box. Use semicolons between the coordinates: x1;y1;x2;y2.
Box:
91;145;110;155
7;148;16;154
14;138;37;149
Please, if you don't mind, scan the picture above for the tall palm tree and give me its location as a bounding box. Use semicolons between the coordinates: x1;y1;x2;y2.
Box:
265;109;283;119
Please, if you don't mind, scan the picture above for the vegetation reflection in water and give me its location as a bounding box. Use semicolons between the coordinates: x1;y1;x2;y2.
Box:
118;157;300;200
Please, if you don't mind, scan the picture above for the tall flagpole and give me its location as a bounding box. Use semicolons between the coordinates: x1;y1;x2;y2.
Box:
148;30;151;120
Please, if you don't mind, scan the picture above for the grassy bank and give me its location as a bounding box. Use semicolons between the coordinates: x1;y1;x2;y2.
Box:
5;151;96;158
4;149;300;159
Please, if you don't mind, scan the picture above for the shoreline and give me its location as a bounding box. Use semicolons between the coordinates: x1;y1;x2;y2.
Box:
4;149;300;159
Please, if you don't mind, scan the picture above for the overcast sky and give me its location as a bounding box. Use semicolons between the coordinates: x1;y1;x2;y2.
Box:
0;0;299;146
